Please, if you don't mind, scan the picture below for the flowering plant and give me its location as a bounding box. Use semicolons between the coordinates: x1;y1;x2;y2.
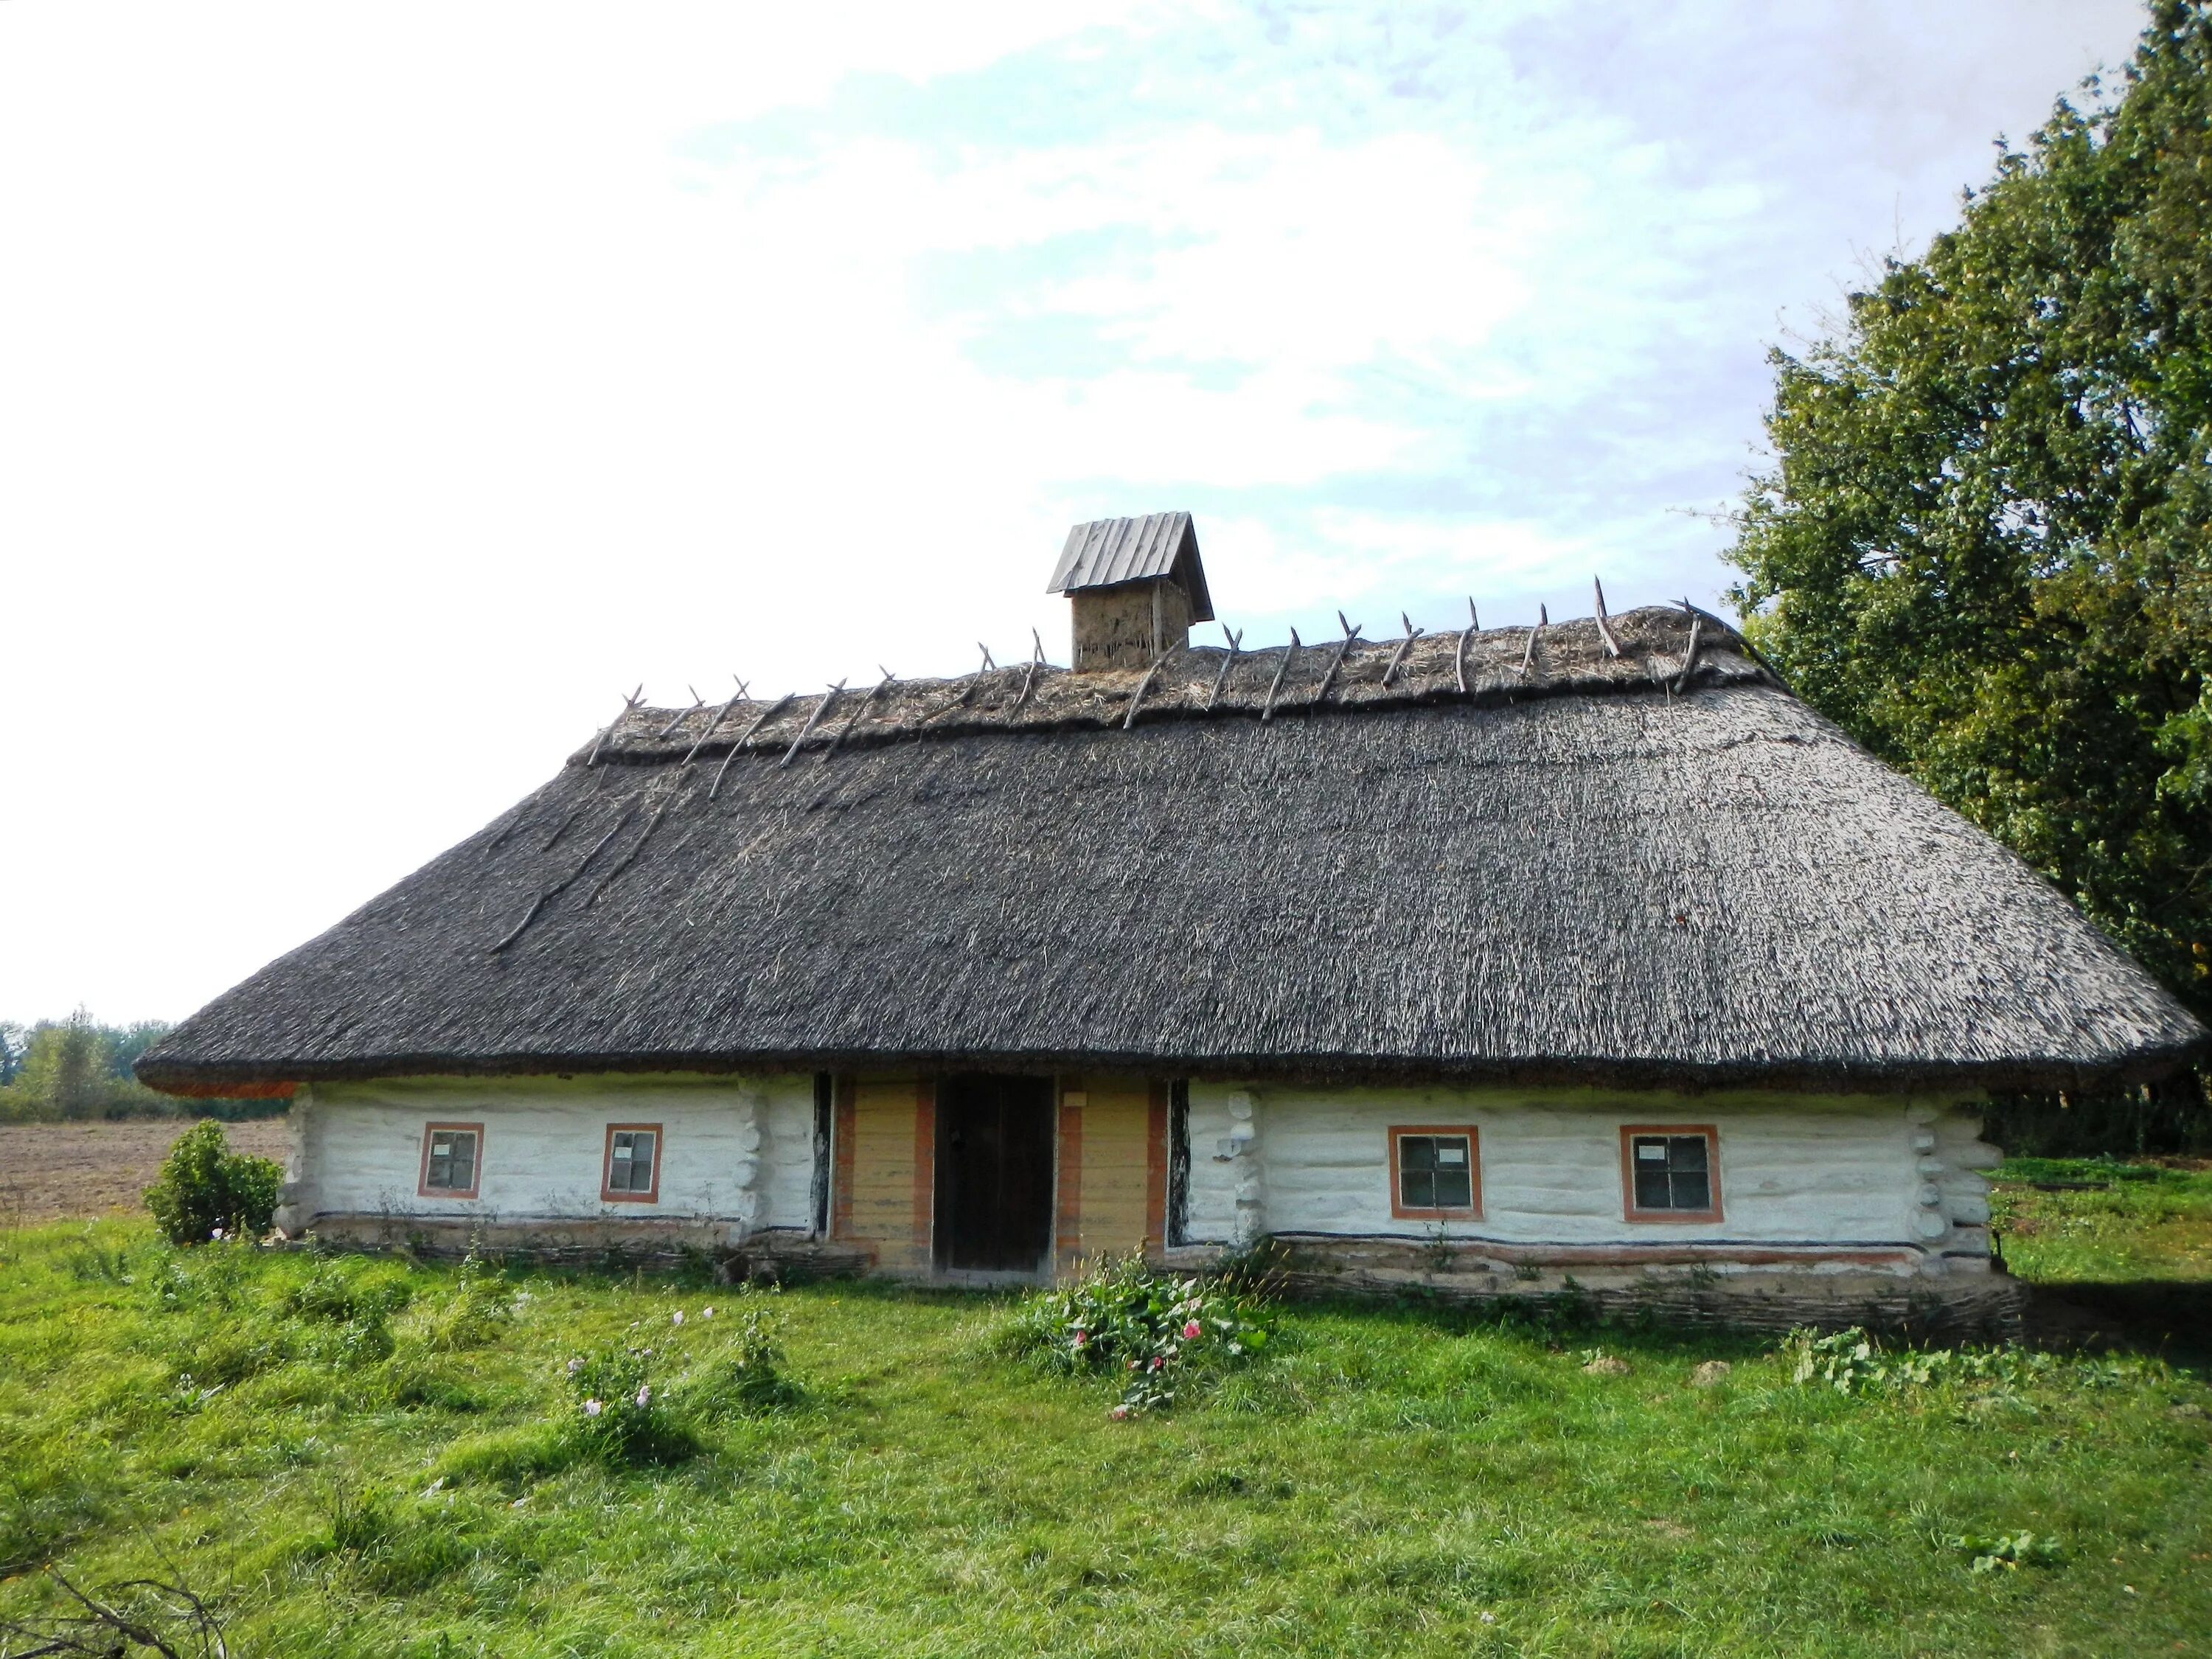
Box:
560;1343;675;1463
1003;1255;1269;1416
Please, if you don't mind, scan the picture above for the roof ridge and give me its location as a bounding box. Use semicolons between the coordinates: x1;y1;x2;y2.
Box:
580;604;1774;769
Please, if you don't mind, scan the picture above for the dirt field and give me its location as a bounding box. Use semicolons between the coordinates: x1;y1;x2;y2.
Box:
0;1118;291;1226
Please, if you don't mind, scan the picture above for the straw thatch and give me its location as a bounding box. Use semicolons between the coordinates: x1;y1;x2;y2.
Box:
138;606;2205;1096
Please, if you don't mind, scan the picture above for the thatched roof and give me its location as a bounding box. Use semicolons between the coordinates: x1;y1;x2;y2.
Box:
138;605;2205;1096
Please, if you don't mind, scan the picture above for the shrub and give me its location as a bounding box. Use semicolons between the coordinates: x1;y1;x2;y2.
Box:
559;1343;696;1465
1001;1255;1270;1416
143;1119;283;1246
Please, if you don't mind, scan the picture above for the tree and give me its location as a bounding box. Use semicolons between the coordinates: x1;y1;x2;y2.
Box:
1727;1;2212;1029
16;1008;110;1120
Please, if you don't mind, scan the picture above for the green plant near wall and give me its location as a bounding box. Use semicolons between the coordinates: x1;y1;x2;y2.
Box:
142;1119;283;1246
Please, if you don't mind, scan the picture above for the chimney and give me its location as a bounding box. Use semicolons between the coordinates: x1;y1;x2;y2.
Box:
1046;512;1215;672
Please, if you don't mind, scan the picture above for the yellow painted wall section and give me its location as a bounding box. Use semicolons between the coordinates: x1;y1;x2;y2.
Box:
844;1078;928;1270
1076;1076;1152;1260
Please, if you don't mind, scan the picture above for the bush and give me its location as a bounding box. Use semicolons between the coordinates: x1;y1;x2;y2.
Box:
143;1119;283;1245
1001;1255;1270;1416
558;1343;696;1465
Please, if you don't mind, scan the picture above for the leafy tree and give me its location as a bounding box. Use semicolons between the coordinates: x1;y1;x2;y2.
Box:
1728;1;2212;1029
15;1009;110;1120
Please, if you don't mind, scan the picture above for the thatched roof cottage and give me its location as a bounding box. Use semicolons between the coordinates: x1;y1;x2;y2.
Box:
140;516;2205;1334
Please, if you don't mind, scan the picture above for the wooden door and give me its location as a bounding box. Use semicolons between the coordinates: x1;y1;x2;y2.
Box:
934;1074;1054;1272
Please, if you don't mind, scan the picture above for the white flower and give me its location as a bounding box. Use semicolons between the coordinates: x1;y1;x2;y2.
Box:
209;1228;225;1241
634;1385;651;1408
582;1399;603;1417
565;1357;584;1376
701;1307;715;1318
671;1310;684;1326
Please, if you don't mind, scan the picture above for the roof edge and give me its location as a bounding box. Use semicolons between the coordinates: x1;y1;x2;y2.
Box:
134;1034;2210;1102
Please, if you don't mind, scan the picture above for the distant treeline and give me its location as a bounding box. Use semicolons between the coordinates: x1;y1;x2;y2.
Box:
0;1010;283;1124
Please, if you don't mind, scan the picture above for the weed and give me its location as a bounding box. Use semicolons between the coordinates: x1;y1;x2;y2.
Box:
1948;1531;2066;1573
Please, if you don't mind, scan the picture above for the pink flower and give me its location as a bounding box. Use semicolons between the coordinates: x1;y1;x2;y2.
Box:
1108;1404;1130;1421
1073;1330;1088;1347
1150;1356;1164;1371
582;1399;603;1417
1182;1321;1202;1340
634;1385;651;1408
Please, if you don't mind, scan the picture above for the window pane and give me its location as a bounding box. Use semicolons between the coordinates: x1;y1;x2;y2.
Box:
1634;1138;1668;1162
1671;1171;1711;1211
1435;1138;1467;1167
632;1134;654;1187
427;1131;476;1192
1402;1168;1436;1208
1433;1169;1472;1209
1667;1136;1708;1174
1635;1166;1673;1210
1401;1136;1437;1172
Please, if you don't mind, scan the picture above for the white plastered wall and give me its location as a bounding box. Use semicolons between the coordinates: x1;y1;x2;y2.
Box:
285;1074;817;1239
1182;1082;1993;1261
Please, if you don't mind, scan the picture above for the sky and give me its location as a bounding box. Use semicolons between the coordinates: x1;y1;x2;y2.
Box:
0;0;2153;1026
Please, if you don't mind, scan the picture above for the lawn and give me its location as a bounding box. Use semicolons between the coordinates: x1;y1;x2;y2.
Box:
0;1205;2207;1657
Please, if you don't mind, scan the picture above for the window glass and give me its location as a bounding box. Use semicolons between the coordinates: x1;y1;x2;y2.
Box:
1397;1133;1473;1211
608;1130;657;1194
1630;1134;1712;1212
425;1130;477;1193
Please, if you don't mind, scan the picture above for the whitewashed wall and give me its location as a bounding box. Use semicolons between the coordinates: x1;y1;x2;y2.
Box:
1183;1082;1990;1253
288;1074;816;1236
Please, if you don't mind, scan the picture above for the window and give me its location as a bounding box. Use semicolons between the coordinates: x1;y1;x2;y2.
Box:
1621;1125;1722;1222
602;1124;662;1203
1390;1126;1481;1219
417;1124;482;1200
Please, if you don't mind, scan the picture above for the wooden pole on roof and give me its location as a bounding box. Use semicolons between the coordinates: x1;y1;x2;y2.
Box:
779;681;846;768
1205;626;1243;711
1310;612;1363;706
585;685;645;768
1260;630;1301;722
1674;616;1704;692
678;677;751;768
709;692;795;799
653;686;706;742
1123;647;1175;730
1012;630;1046;713
1381;611;1425;687
1455;597;1479;695
824;668;895;759
1518;605;1547;677
1593;579;1622;658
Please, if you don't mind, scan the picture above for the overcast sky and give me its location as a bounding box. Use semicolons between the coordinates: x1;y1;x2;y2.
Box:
0;0;2152;1026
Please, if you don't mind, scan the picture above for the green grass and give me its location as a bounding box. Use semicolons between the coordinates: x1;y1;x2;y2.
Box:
0;1225;2207;1658
1991;1157;2212;1284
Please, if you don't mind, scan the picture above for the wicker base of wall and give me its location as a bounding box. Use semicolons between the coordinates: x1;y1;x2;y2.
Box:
1238;1236;2027;1342
301;1214;871;1283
